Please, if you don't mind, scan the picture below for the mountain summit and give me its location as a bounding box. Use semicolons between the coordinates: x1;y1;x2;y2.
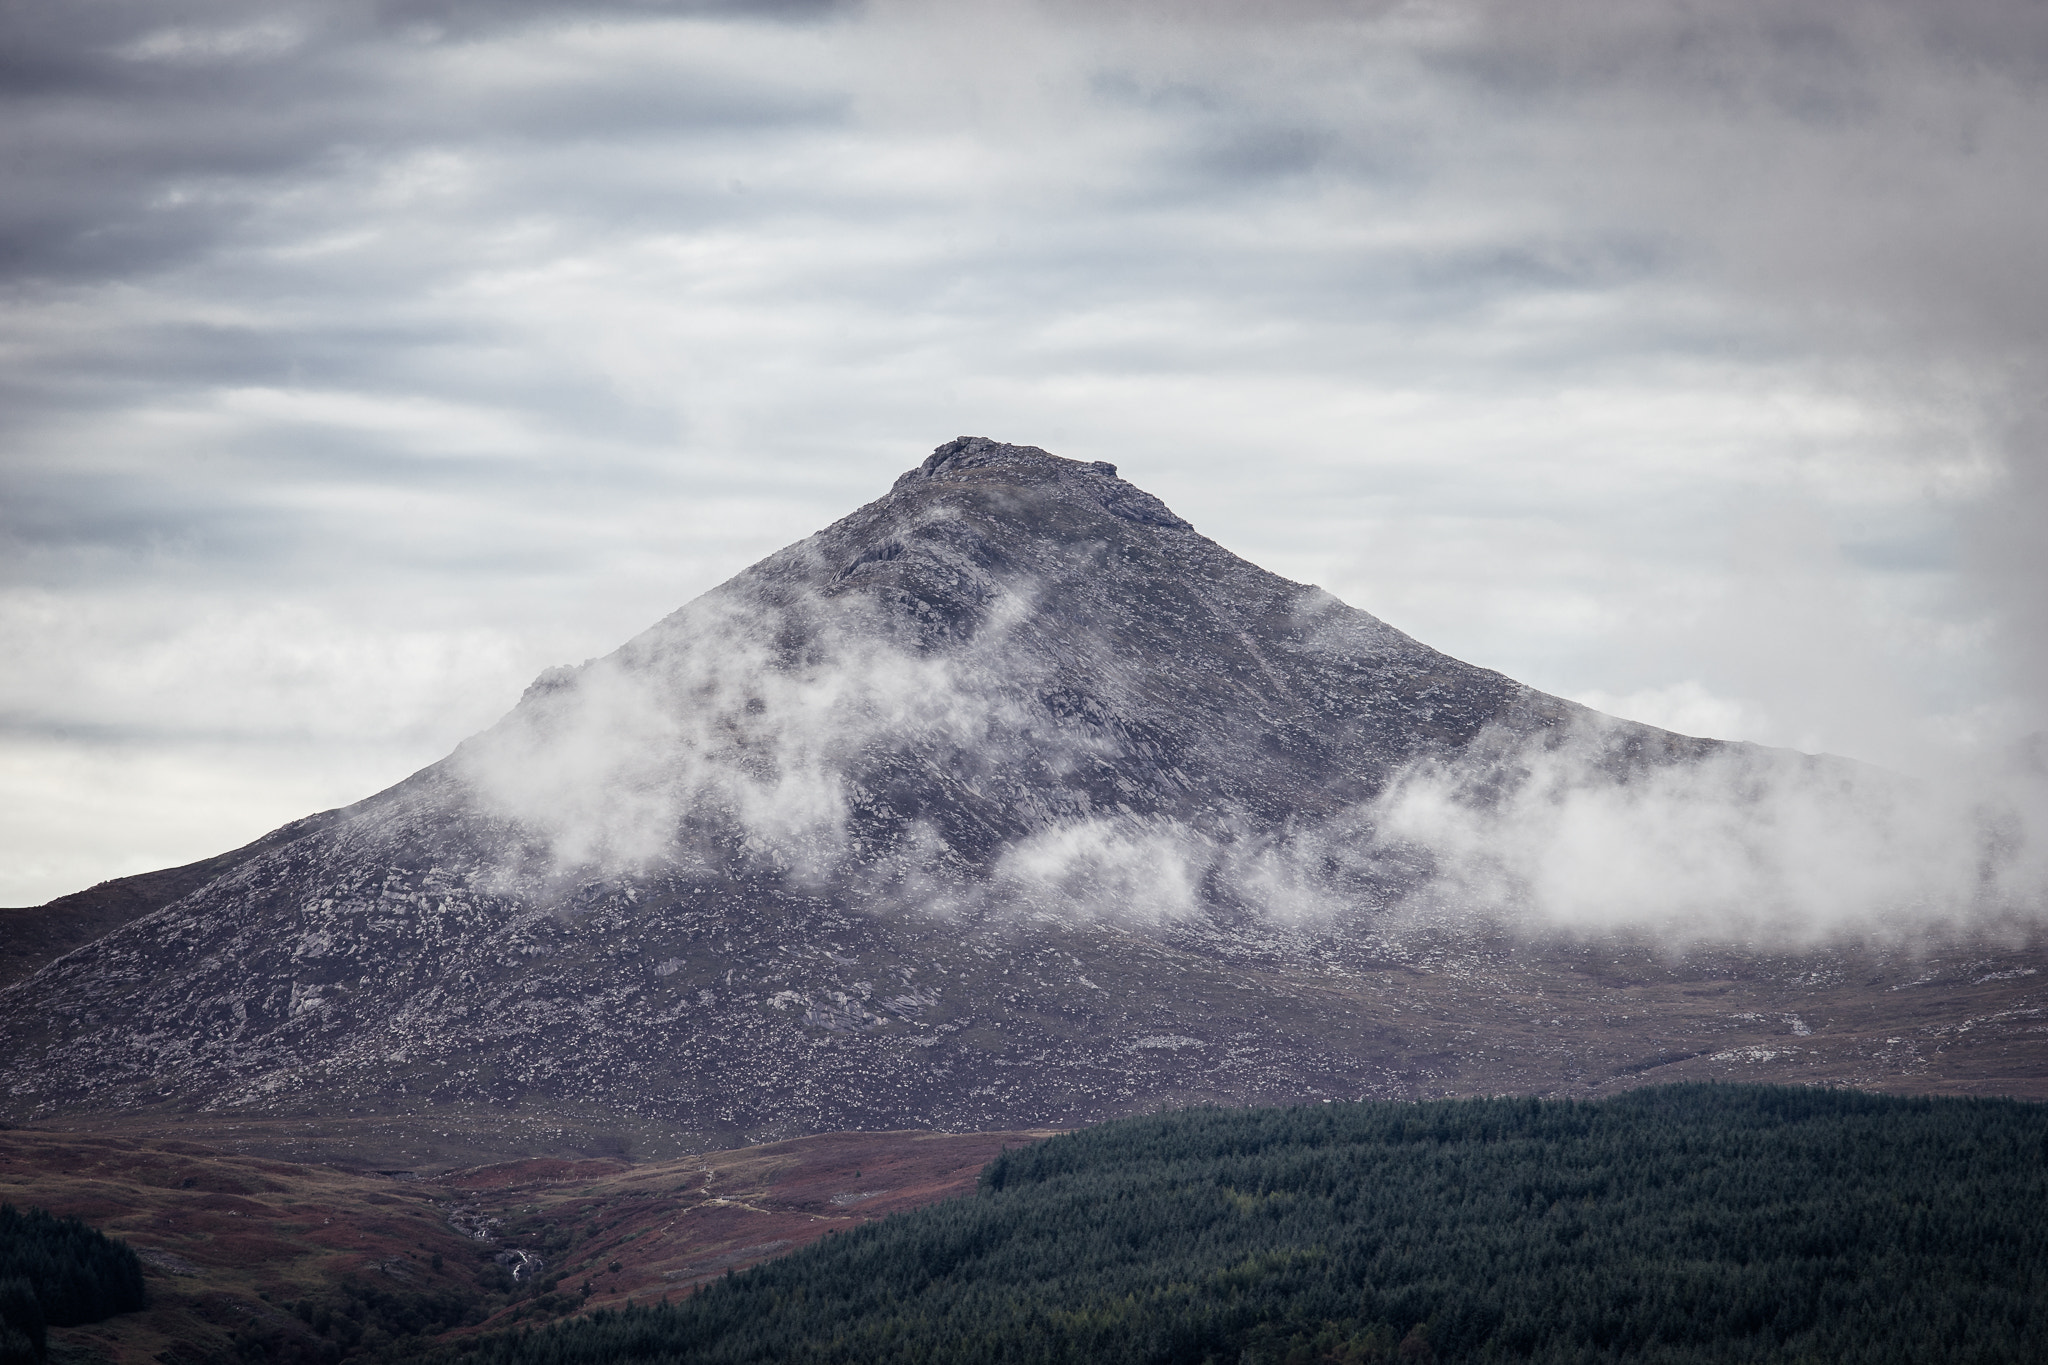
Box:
449;435;1685;918
4;440;2042;1162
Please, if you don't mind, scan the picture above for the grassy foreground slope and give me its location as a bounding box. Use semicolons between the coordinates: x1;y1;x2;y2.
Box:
419;1085;2048;1365
0;1123;1042;1363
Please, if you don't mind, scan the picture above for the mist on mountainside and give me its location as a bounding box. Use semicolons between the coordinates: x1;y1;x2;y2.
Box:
433;440;2048;951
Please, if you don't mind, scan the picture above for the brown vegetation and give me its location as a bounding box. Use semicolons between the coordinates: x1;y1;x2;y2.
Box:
0;1121;1049;1363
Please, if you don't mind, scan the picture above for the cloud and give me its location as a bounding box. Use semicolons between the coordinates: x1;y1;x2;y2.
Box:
3;0;2046;905
994;815;1203;926
0;0;852;287
450;548;1055;879
1369;717;2048;947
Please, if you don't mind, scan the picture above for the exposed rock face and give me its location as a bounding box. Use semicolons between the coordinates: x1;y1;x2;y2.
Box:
4;439;2044;1155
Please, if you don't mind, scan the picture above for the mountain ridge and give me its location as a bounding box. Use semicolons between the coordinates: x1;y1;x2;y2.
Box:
5;438;2044;1165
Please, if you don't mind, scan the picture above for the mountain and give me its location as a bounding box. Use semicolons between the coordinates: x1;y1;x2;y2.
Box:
4;438;2044;1166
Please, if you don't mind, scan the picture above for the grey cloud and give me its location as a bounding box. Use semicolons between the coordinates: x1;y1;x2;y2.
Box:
0;0;851;284
1187;123;1331;182
3;0;2046;904
1368;719;2048;947
1967;410;2048;734
1425;0;2048;112
366;0;856;35
1446;0;2048;348
1416;0;2048;737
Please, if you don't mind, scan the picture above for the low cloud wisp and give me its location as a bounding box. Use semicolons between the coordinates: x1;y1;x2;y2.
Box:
443;521;2048;951
1371;721;2048;948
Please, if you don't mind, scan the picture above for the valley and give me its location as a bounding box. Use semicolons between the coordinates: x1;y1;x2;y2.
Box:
0;1121;1042;1363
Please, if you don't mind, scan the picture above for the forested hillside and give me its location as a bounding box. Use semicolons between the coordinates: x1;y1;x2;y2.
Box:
0;1203;146;1363
416;1085;2048;1365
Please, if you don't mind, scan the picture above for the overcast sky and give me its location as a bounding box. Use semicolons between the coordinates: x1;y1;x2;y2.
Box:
4;0;2046;906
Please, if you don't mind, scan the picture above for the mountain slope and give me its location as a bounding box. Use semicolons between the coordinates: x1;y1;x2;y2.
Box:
0;811;346;990
2;439;2042;1159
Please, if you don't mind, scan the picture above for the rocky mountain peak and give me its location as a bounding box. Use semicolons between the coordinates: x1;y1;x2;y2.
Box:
455;438;1566;900
9;439;2027;1164
888;436;1191;530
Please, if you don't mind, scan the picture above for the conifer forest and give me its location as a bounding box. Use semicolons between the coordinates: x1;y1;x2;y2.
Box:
413;1085;2048;1365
